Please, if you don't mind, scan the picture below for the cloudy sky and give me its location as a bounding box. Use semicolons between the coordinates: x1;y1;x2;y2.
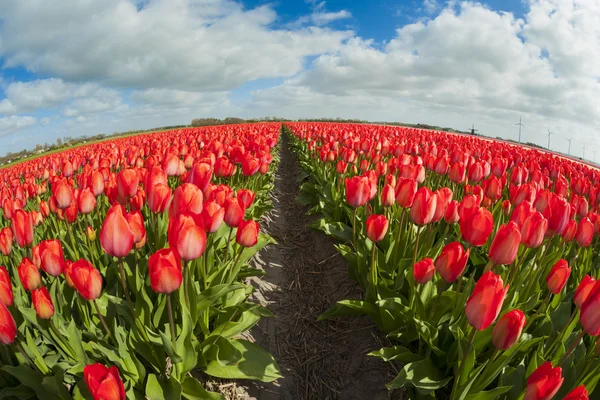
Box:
0;0;599;159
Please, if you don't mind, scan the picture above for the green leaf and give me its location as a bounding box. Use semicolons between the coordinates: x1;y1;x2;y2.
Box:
181;377;224;400
203;339;282;382
202;336;243;366
308;218;353;242
465;386;512;400
195;284;245;319
145;374;182;400
175;306;199;379
0;385;35;399
206;309;261;340
386;358;452;392
368;346;424;364
318;299;377;321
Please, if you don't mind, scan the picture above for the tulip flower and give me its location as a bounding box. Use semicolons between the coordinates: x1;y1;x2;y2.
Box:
169;183;203;218
237;220;260;248
492;309;525;350
395;178;417;208
562;219;577;243
520;212;548;248
78;188;97;214
0;228;13;256
449;162;466;183
11;210;33;248
148;249;182;294
435;242;470;283
581;280;600;336
100;204;134;258
237;189;255;209
187;162;213;192
18;258;41;291
410;187;436;226
86;226;96;241
0;266;13;306
168;212;206;261
366;214;389;243
64;260;75;288
574;275;596;308
201;202;225;233
53;179;73;209
224;197;245;228
148;183;172;213
414;258;435;284
465;271;509;330
71;259;103;301
460;206;494;247
38;239;65;277
84;363;126;400
32;286;55;319
545;195;570;236
546;259;571;295
116;168;139;199
524;362;563;400
488;222;521;265
563;385;589;400
0;302;17;345
444;200;460;224
576;217;594;247
381;184;395;207
345;176;371;208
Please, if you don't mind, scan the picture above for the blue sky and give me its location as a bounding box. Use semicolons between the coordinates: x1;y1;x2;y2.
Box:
0;0;599;160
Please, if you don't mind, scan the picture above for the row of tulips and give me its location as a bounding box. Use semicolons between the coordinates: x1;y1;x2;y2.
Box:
0;123;282;399
288;122;600;400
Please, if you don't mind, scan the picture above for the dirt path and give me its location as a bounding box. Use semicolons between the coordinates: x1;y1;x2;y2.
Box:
237;133;401;400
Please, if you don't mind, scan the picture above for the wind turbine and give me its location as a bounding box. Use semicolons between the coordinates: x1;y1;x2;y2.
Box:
547;128;555;150
567;138;573;155
516;117;525;143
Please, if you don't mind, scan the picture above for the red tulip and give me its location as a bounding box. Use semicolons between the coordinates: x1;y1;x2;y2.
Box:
545;195;570;236
0;303;17;345
562;219;578;243
546;259;571;295
345;176;371;208
563;385;589;400
224;197;245;228
366;214;388;242
148;248;182;294
465;271;508;330
0;266;13;306
524;362;563;400
575;275;596;309
237;189;255;209
32;286;54;319
395;178;417;208
78;188;97;214
520;212;548;248
201;202;225;233
116;168;139;199
492;309;525;350
63;260;75;288
410;186;436;225
488;222;521;265
187;162;213;192
581;279;600;335
435;242;470;283
71;259;103;301
576;217;594;247
53;179;73;209
39;239;65;277
84;363;126;400
511;201;535;228
18;258;40;291
168;212;206;261
449;162;466;183
236;220;260;247
444;200;460;224
381;184;395;207
12;210;33;248
148;183;172;213
460;206;493;247
414;258;435;284
89;170;105;196
100;204;134;258
169;183;203;218
126;212;146;249
0;228;13;256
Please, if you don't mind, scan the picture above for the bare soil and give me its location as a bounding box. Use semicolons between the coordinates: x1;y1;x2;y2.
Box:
225;134;402;400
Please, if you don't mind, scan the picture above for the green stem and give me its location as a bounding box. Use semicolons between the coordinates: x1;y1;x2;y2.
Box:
167;294;176;347
558;330;585;366
118;258;136;318
183;262;190;310
451;328;477;400
223;227;234;265
93;300;115;344
370;243;377;287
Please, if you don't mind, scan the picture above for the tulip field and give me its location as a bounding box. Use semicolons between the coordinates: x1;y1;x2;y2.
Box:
0;120;599;399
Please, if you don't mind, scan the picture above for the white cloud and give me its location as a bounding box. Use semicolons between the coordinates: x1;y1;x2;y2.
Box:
0;116;36;137
62;87;122;117
423;0;439;14
0;0;351;91
40;117;51;126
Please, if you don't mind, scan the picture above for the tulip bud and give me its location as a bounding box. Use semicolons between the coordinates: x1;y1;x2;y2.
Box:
520;212;548;248
148;248;182;294
502;199;512;217
366;214;389;243
86;226;96;241
237;189;255;210
84;363;126;400
546;259;571;295
236;220;260;248
116;168;139;199
574;275;596;308
201;202;225;233
444;200;460;224
576;217;594;247
0;228;13;256
148;183;172;213
78;188;97;214
488;222;521;265
18;258;41;291
0;303;17;345
71;259;103;301
435;242;470;283
413;258;435;284
32;286;55;319
11;210;33;248
126;211;146;249
168;212;206;261
563;385;589;400
395;178;417;208
187;162;213;192
465;271;508;330
460;206;494;247
169;183;203;218
53;179;73;209
562;219;577;243
39;239;65;277
381;184;395;207
410;186;436;226
492;309;525;350
0;266;13;306
524;362;563;400
100;204;134;258
345;176;371;208
224;197;245;228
